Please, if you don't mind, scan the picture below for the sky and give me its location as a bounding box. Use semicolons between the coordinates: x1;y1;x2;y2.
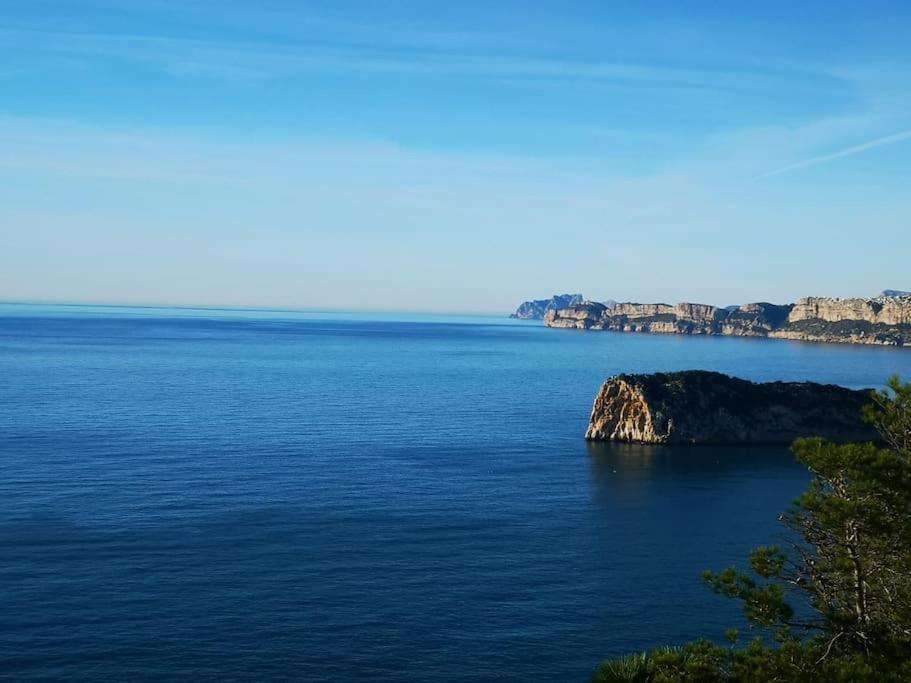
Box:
1;1;910;313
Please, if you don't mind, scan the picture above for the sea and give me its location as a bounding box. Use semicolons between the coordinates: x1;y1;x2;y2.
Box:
3;304;911;681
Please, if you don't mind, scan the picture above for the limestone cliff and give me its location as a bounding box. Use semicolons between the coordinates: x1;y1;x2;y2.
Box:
586;371;876;444
542;301;606;328
545;295;911;347
788;296;911;326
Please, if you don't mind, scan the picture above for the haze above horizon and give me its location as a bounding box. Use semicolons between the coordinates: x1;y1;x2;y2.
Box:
2;1;909;313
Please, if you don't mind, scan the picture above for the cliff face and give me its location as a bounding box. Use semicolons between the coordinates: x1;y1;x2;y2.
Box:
545;296;911;347
788;297;911;326
545;301;789;335
722;303;794;336
543;302;606;328
586;371;876;444
511;294;583;320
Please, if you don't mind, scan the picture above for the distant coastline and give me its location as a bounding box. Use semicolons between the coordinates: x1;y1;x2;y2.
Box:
513;292;911;347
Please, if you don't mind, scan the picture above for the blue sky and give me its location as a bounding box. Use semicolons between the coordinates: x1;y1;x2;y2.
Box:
1;1;910;312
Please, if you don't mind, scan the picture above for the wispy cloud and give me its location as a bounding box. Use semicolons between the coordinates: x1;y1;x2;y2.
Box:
0;117;612;192
2;115;909;310
0;26;844;96
759;128;911;178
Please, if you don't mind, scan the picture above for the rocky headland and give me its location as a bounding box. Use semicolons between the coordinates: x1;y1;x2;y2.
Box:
542;295;911;347
586;371;876;444
510;294;584;320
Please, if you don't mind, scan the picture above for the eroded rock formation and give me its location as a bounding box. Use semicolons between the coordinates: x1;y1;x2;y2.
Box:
544;295;911;347
788;296;911;326
586;371;877;444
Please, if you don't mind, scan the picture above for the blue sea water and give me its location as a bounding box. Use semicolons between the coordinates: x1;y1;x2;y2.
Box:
2;304;911;682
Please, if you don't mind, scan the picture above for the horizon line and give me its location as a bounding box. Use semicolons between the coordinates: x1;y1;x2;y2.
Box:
0;298;515;319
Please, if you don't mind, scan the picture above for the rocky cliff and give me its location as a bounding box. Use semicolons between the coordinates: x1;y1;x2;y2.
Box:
510;294;584;320
544;295;911;347
788;296;911;326
586;371;876;444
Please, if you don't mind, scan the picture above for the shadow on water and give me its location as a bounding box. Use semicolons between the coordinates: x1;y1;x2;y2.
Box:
585;440;809;521
582;441;812;656
586;440;802;474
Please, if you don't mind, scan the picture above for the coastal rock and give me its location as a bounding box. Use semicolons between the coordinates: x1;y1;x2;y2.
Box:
769;322;911;347
547;301;736;335
610;302;677;318
721;303;793;336
788;296;911;326
511;294;583;320
544;296;911;347
543;301;606;328
585;371;877;444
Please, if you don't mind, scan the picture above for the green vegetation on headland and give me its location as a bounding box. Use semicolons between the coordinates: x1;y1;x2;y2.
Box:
593;376;911;682
585;371;876;445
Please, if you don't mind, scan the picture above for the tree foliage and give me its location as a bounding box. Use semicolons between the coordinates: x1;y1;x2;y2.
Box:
864;374;911;453
594;376;911;682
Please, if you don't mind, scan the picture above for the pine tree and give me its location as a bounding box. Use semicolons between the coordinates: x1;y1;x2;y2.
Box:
594;377;911;682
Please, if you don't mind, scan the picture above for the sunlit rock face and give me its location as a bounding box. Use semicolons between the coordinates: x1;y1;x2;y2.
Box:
788;296;911;326
585;376;659;442
610;303;677;318
543;302;607;329
543;296;911;347
585;371;877;444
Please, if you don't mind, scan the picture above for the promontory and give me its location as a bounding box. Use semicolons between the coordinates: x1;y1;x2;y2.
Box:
586;371;876;444
541;294;911;347
509;294;584;320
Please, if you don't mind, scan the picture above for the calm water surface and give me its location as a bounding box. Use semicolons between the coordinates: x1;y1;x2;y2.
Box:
3;304;911;681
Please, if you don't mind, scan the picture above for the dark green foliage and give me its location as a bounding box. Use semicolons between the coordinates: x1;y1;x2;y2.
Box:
612;370;876;442
864;375;911;452
594;377;911;681
592;639;911;682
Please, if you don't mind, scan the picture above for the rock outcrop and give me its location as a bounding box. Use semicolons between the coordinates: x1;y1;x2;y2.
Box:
586;371;877;444
788;296;911;326
545;295;911;347
510;294;584;320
